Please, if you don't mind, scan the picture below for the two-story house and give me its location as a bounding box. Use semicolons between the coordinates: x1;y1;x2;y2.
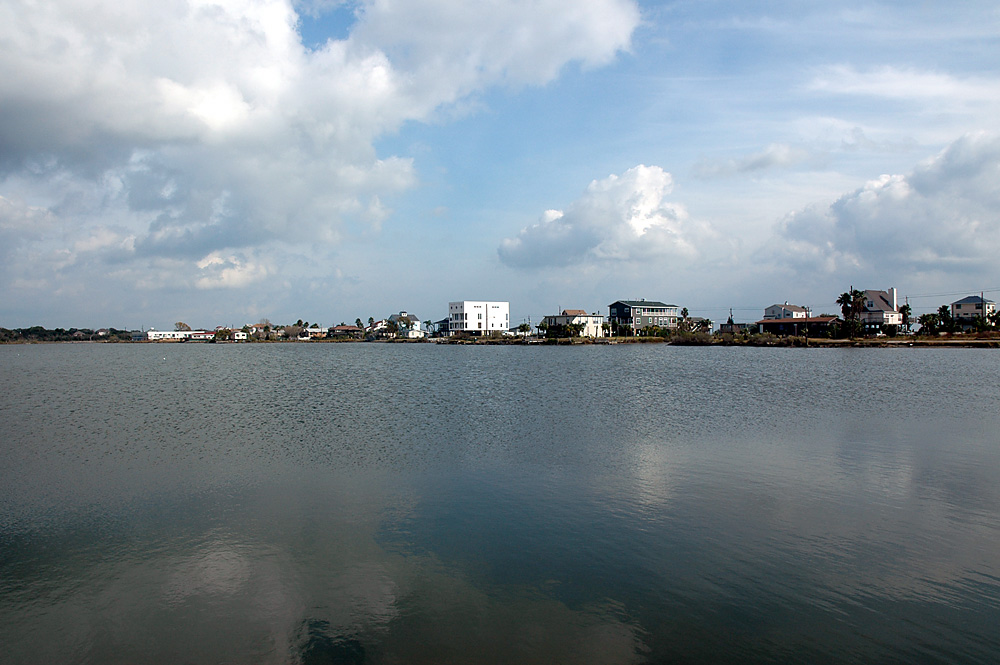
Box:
389;311;426;338
608;300;679;333
951;295;996;328
540;309;605;338
860;288;902;331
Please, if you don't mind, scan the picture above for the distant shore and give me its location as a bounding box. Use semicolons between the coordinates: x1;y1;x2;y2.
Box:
4;334;1000;348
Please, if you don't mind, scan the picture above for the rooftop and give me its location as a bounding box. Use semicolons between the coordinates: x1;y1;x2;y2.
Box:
610;299;677;308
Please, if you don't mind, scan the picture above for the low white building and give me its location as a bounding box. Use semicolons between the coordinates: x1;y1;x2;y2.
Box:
764;303;807;320
448;301;509;336
540;309;605;338
143;329;195;341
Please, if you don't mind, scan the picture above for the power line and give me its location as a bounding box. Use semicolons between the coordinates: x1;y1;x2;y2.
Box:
901;288;1000;300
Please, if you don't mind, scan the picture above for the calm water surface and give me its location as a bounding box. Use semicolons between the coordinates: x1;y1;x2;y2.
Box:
1;343;999;664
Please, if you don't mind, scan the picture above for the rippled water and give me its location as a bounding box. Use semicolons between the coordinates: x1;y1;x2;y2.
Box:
2;343;999;663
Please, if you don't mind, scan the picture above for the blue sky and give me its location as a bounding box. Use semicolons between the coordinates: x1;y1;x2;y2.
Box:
2;0;998;329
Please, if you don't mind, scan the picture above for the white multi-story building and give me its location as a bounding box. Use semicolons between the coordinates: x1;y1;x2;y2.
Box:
448;301;509;336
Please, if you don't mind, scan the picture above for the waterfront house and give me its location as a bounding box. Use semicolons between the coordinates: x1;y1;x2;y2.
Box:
389;311;426;338
719;321;752;334
687;316;714;332
540;309;605;338
860;288;902;332
329;325;364;339
763;303;807;320
756;315;840;336
142;329;195;341
951;295;996;329
447;301;510;336
608;300;679;334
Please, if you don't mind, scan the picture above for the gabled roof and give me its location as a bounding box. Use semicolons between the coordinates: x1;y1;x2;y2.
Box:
767;303;806;313
609;300;676;308
952;295;995;305
562;309;588;316
862;290;896;312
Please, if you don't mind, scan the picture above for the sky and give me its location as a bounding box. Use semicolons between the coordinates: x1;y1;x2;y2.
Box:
2;0;999;330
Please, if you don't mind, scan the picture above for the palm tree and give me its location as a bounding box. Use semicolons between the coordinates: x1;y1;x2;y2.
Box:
837;290;865;338
937;304;955;333
918;312;940;335
355;318;363;329
836;292;853;320
899;303;912;333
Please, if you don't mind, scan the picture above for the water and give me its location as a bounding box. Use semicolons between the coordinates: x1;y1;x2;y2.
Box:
1;343;999;663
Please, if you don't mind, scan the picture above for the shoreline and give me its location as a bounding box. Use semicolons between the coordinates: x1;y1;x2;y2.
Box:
5;336;999;348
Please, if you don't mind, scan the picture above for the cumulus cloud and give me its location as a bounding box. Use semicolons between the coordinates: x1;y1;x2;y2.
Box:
195;251;271;289
0;0;639;322
498;165;713;268
770;132;1000;276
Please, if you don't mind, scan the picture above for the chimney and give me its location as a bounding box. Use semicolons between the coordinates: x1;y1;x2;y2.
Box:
888;288;897;311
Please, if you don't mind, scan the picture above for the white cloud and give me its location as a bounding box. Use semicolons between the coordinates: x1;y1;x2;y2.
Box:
498;165;713;268
808;65;1000;105
0;0;639;323
0;0;638;244
770;132;1000;279
195;251;270;289
351;0;639;91
694;143;815;178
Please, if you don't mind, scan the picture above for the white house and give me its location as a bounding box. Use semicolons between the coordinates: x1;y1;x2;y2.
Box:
389;311;426;338
764;303;807;320
860;288;902;329
540;309;605;338
448;301;509;336
143;329;195;341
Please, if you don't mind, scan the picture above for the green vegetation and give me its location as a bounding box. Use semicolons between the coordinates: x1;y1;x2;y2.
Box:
0;327;132;343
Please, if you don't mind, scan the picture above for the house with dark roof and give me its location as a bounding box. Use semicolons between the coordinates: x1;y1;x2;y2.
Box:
389;311;426;338
608;299;679;333
951;295;996;329
756;315;841;336
860;288;902;332
329;325;364;339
